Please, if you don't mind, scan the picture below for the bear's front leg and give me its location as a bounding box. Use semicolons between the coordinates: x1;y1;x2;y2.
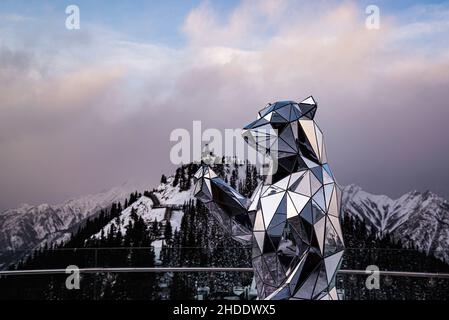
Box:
193;165;253;244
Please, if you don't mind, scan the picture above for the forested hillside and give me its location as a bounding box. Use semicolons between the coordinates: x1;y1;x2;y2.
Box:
1;160;448;300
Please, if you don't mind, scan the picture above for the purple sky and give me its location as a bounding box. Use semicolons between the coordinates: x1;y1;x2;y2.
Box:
1;0;449;210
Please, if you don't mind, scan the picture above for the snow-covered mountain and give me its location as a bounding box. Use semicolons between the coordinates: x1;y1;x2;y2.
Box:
90;178;192;263
2;161;449;269
342;184;449;262
89;175;449;265
0;183;136;269
91;180;189;241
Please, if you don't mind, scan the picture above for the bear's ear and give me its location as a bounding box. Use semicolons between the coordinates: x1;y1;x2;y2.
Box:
298;96;317;120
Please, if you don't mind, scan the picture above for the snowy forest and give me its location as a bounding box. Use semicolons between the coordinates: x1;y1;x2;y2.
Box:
1;161;449;300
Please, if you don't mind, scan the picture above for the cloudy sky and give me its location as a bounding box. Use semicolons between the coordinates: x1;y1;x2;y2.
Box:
1;0;449;210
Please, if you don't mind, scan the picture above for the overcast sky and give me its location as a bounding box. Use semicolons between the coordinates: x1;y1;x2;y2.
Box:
1;0;449;210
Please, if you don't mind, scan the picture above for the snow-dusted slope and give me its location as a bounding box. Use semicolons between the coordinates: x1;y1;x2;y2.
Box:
342;184;449;262
154;177;193;231
91;195;184;239
90;179;191;263
0;183;135;268
92;176;193;240
342;185;414;235
155;177;194;207
92;196;157;238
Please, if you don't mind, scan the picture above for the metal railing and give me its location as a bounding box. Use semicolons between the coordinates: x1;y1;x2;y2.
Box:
1;268;449;279
2;246;449;276
0;267;253;276
1;247;449;300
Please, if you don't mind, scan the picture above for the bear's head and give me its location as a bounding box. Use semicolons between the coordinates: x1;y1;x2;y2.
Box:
242;96;327;181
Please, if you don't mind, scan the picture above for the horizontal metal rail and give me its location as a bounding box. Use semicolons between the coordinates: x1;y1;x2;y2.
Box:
339;269;449;279
4;247;449;252
0;267;254;276
1;267;449;278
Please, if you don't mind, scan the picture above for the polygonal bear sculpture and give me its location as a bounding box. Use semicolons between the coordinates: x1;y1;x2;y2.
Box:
193;96;345;300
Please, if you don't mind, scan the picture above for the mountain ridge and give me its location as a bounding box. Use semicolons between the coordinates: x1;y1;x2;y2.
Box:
2;166;449;269
342;184;449;262
0;183;137;269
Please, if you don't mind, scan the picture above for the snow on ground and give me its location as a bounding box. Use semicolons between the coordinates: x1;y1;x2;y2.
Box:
92;196;162;238
170;210;184;232
150;208;166;221
154;177;193;206
91;188;187;252
152;239;164;264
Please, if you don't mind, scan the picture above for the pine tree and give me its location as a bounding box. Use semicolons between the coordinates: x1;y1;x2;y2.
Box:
151;219;160;239
244;163;252;197
179;166;187;191
230;168;237;189
252;165;259;190
185;165;192;190
173;168;180;187
164;220;173;244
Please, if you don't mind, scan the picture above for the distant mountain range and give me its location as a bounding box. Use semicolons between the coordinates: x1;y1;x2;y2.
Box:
1;166;449;269
0;183;135;269
342;184;449;262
